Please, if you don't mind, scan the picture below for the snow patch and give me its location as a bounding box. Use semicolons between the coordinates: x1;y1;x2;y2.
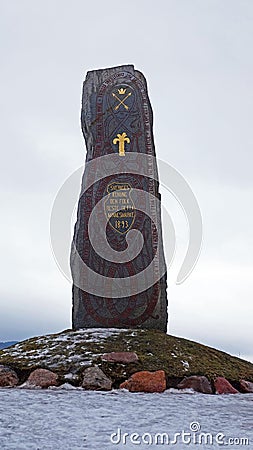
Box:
181;360;190;370
168;388;196;395
49;383;80;390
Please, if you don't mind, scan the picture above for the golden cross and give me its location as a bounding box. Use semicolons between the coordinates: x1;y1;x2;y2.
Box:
113;132;130;156
112;92;132;110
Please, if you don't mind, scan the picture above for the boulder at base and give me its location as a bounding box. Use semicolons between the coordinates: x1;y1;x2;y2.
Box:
239;379;253;393
27;369;59;388
214;377;239;394
82;366;112;391
120;370;166;393
177;375;212;394
0;365;19;387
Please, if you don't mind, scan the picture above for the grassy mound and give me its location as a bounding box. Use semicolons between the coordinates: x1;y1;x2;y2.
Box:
0;328;252;385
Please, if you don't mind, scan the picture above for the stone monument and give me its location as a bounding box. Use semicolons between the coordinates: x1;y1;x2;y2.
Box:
71;64;168;331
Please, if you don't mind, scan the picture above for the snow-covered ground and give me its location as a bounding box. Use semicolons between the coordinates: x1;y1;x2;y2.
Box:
0;328;127;369
0;389;252;449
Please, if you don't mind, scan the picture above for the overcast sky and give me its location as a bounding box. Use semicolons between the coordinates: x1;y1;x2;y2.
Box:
0;0;252;362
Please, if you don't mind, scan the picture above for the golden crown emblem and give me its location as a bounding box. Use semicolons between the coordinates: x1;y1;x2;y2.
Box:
118;88;127;95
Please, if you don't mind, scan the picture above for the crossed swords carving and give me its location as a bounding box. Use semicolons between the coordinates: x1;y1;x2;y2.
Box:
112;91;132;110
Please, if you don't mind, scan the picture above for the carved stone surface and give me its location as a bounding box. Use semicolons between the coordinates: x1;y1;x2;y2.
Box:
71;65;167;331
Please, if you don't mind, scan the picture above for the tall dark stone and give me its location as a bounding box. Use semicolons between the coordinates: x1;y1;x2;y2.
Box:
71;65;167;331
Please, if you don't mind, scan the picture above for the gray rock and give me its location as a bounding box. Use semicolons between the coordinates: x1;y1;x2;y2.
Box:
177;375;212;394
239;379;253;393
82;366;112;391
0;365;19;387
